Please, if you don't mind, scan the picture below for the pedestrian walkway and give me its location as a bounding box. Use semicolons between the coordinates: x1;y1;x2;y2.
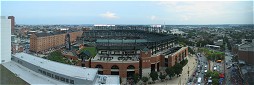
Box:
152;54;197;85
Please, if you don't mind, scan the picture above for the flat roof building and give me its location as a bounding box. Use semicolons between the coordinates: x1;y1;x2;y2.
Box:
12;52;120;84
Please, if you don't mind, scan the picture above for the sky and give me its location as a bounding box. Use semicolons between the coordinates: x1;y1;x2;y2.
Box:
1;1;253;25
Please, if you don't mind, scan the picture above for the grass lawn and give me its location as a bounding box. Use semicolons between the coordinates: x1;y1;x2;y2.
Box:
0;64;29;85
79;47;97;58
47;51;72;64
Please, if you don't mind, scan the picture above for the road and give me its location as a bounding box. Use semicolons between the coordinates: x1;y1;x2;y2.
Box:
225;51;233;85
198;53;208;85
189;45;235;85
188;52;208;85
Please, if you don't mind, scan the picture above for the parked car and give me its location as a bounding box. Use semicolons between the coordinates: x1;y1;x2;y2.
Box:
204;70;207;73
227;66;231;69
213;67;217;71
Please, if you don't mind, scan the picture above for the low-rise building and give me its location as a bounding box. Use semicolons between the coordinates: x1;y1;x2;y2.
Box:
12;52;120;85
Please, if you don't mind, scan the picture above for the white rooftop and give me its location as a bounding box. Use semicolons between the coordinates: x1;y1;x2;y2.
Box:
13;52;98;81
3;61;66;85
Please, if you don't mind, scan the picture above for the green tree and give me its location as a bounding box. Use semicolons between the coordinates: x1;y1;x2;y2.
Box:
165;67;175;79
180;59;188;66
188;47;195;54
212;78;219;85
205;70;213;78
150;71;158;82
141;76;149;85
173;63;183;77
159;72;166;81
133;73;140;84
211;71;219;79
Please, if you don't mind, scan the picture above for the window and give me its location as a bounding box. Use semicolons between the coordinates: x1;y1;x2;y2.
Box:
51;74;54;78
43;71;46;75
60;77;65;82
47;72;51;77
55;75;59;80
66;79;69;83
38;69;42;73
70;80;74;84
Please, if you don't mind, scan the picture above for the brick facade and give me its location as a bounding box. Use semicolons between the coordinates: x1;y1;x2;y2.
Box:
30;31;83;53
86;47;188;78
238;50;254;65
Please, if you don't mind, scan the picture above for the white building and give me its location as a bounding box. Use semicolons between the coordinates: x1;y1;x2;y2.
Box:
1;16;11;64
170;29;185;35
10;52;120;84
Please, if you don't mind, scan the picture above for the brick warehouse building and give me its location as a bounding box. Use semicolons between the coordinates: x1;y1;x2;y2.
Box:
30;29;83;53
81;29;188;78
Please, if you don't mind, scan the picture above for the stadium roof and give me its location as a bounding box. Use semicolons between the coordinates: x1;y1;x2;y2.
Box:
13;53;98;81
96;39;149;43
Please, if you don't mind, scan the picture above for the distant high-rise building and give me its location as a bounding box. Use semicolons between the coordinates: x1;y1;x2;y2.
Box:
8;16;15;34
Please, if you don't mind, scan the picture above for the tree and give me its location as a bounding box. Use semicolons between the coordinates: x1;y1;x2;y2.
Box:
150;71;158;83
188;47;195;54
173;63;183;77
180;59;188;66
212;78;219;85
141;76;149;84
205;70;213;78
165;67;175;79
211;71;219;79
159;72;166;81
133;73;140;84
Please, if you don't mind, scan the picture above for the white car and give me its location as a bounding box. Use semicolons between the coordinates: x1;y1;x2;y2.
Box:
205;65;207;68
213;67;217;71
204;70;207;73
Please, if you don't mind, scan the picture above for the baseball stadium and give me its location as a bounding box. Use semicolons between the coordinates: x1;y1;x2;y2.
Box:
80;25;188;80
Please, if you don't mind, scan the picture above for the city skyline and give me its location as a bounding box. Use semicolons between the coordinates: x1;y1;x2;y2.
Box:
1;1;253;25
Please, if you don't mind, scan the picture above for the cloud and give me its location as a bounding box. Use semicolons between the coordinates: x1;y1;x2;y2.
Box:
100;11;118;19
181;15;190;21
159;1;229;18
150;15;158;21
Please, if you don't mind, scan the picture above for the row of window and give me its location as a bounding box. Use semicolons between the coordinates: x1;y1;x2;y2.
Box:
38;69;74;84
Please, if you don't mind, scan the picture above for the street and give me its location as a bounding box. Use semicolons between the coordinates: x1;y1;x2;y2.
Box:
187;52;208;85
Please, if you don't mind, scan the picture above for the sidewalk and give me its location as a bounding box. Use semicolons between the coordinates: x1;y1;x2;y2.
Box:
152;54;197;85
